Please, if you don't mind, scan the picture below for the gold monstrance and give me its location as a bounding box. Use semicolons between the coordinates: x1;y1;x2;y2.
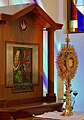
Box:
56;34;78;116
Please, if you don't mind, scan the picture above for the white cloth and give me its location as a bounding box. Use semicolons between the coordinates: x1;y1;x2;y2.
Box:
35;111;84;120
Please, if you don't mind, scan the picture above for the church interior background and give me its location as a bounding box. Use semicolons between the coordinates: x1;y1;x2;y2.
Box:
0;0;84;113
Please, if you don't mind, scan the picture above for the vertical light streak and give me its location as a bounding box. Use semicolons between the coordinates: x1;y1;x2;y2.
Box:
54;32;61;94
43;30;48;96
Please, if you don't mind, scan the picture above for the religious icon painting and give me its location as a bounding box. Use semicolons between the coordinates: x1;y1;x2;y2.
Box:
6;42;38;92
13;47;33;92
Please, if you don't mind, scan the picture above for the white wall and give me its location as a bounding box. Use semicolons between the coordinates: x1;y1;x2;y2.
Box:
42;0;84;112
63;0;84;112
59;0;84;112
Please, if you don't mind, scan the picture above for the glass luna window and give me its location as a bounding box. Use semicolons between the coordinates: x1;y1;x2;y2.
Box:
67;0;84;33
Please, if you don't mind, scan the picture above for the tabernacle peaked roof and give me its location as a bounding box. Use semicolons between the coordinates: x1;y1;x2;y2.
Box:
0;3;62;30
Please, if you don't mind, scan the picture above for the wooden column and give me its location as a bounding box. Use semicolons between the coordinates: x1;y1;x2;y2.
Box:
47;28;56;100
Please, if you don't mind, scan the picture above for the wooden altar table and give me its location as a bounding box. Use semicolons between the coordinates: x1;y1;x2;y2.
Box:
34;111;84;120
0;102;63;120
17;118;56;120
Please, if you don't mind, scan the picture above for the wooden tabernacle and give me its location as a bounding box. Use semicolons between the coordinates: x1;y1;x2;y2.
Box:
0;2;63;120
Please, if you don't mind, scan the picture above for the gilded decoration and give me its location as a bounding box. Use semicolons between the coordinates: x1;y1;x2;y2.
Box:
56;34;78;116
56;44;78;81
